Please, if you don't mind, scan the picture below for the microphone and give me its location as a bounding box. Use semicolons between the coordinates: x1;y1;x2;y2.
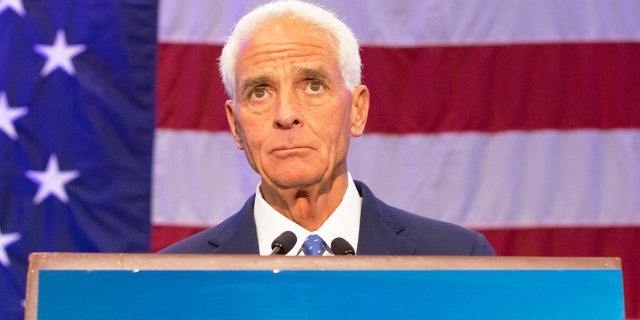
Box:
270;231;297;255
331;237;355;255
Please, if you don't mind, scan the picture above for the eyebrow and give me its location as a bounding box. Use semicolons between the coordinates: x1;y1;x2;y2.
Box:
295;67;328;81
240;75;272;95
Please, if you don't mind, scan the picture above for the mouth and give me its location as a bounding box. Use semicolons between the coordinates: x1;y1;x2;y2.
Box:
274;145;306;151
271;146;312;156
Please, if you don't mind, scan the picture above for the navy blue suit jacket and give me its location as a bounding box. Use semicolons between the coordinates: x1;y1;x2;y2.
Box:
161;181;495;255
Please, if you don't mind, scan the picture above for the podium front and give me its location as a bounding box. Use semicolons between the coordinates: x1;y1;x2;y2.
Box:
25;254;624;319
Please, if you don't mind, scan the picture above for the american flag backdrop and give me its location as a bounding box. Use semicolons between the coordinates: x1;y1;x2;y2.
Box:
1;0;639;319
154;0;639;317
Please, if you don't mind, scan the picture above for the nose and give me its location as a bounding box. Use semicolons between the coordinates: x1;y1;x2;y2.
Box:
273;90;302;129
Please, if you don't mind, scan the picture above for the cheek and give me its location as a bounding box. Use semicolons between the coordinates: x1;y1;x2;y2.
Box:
321;108;353;151
235;115;270;150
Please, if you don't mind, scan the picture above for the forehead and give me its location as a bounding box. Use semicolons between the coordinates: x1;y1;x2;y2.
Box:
250;15;337;48
236;18;340;73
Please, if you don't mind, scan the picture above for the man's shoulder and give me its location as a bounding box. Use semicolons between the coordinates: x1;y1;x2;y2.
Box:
385;203;495;256
159;196;256;253
388;204;480;240
158;212;242;253
356;180;495;256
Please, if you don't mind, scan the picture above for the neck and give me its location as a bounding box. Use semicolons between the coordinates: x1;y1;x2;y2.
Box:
260;173;349;231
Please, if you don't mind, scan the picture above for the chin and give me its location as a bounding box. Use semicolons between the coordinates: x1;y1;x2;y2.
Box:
262;158;331;188
268;171;324;189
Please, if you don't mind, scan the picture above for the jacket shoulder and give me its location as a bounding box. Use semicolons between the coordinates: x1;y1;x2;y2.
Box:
390;206;494;255
159;196;256;254
356;180;495;256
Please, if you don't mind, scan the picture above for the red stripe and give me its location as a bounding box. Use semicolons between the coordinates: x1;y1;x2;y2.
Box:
364;43;640;133
156;43;229;131
157;42;640;133
151;224;207;253
153;224;639;318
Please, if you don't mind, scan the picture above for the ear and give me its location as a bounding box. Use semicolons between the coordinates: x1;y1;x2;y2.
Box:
350;85;370;137
225;100;245;150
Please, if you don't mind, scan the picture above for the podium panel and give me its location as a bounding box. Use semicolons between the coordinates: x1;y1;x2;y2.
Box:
26;254;624;320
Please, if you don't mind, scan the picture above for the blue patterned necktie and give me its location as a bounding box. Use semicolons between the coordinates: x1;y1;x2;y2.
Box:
302;234;326;256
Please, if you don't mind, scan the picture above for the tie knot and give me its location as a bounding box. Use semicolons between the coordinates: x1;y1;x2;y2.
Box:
302;234;326;256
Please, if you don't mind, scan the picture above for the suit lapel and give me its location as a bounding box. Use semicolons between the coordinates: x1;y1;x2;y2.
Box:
355;181;416;255
207;195;260;254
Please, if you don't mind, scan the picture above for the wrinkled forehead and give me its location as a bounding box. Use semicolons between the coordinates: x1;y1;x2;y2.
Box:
246;14;340;56
235;18;342;89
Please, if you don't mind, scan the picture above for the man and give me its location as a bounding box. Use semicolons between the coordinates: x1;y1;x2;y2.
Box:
161;0;495;256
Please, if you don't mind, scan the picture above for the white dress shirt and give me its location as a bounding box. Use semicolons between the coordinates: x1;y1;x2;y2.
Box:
254;173;362;256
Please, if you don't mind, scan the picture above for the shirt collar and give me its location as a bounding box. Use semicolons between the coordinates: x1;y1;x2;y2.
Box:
254;173;361;255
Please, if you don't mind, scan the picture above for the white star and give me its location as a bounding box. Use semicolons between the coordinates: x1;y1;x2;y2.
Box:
0;227;21;267
33;30;86;76
0;0;25;16
26;155;80;204
0;92;28;140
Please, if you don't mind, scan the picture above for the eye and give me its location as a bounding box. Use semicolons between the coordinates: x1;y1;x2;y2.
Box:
250;87;267;100
306;81;325;94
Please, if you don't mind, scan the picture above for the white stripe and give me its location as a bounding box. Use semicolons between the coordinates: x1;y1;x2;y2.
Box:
159;0;640;45
151;129;259;225
152;129;640;228
349;130;640;228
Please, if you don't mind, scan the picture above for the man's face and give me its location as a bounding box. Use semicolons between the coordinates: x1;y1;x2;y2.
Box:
226;18;368;191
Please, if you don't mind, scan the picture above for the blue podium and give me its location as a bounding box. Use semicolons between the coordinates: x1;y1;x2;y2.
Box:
25;254;624;319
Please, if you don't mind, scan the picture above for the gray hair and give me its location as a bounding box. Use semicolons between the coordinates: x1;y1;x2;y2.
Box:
219;0;361;98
